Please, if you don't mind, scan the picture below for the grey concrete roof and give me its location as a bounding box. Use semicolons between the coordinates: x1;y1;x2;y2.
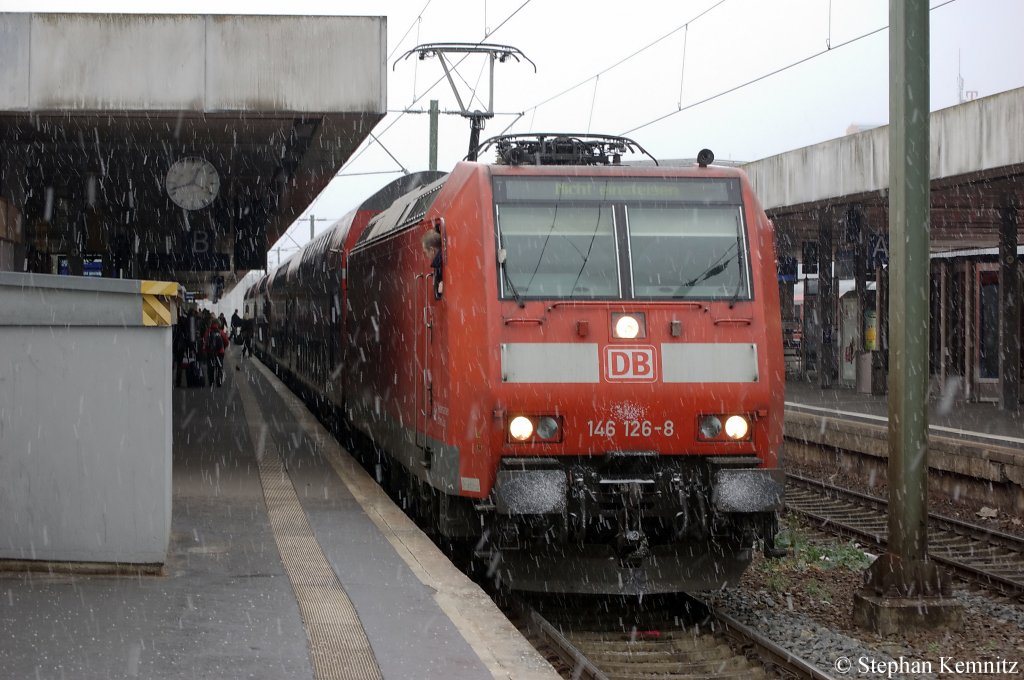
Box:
744;87;1024;212
0;13;387;292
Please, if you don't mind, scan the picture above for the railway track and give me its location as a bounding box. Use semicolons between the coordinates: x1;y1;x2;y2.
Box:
510;595;832;680
785;472;1024;597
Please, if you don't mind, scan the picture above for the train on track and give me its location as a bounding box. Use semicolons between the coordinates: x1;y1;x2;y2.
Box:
244;134;785;594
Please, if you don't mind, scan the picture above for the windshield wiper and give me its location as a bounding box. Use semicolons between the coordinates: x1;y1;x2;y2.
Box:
728;276;744;308
728;235;745;309
673;243;737;297
498;249;526;308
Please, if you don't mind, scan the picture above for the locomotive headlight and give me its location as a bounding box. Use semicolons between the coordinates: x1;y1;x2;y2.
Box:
509;416;534;441
724;415;750;440
698;415;722;439
535;416;560;440
612;312;645;339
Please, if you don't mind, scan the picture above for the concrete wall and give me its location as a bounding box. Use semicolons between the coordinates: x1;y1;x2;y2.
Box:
0;273;174;564
785;411;1024;512
0;13;386;112
746;87;1024;211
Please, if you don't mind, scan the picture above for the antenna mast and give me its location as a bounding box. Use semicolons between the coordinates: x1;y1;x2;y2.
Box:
395;43;535;161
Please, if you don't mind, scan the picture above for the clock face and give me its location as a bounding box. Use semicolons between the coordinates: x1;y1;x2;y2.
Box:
165;157;220;211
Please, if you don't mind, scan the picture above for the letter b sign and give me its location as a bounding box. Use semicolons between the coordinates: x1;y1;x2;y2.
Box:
605;346;657;382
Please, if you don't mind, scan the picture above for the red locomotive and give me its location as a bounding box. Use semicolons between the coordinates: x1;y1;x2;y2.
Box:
246;135;785;594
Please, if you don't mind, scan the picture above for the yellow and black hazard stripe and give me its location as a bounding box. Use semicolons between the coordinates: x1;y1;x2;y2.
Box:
140;280;178;326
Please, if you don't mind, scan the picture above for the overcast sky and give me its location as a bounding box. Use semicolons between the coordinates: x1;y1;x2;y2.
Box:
3;0;1023;260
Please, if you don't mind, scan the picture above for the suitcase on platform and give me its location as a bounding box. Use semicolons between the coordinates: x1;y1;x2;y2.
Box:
186;357;204;388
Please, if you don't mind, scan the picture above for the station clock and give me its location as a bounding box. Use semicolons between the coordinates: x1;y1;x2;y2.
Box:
165;157;220;211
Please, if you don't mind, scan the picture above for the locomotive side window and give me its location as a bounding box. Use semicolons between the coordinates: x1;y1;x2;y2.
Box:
493;176;751;301
629;206;749;299
496;204;618;298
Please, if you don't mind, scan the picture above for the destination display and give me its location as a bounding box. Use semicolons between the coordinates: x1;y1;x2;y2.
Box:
494;176;740;204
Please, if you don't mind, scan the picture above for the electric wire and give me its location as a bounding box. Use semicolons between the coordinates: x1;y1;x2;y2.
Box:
289;0;534;234
333;0;535;177
622;25;880;135
289;0;959;248
677;24;688;109
387;0;434;61
586;75;600;134
369;132;410;175
520;0;727;114
622;0;960;136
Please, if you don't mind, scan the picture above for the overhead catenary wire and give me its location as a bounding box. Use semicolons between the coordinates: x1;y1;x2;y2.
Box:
677;24;688;109
285;0;962;254
332;0;536;177
620;0;960;136
370;132;410;175
387;0;434;61
519;0;727;115
587;75;600;134
293;0;535;230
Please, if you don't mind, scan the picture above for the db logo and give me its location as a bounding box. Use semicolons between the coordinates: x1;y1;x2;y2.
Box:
604;346;658;382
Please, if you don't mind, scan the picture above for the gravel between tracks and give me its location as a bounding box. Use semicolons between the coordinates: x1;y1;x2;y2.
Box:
703;489;1024;680
709;530;1024;679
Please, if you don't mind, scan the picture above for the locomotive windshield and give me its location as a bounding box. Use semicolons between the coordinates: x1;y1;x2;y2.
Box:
493;176;751;301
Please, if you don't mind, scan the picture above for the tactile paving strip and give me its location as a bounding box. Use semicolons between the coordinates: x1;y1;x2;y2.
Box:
236;367;383;680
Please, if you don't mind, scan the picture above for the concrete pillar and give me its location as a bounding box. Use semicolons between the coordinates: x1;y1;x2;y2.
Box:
938;261;947;388
873;264;888;395
817;206;836;388
963;261;974;401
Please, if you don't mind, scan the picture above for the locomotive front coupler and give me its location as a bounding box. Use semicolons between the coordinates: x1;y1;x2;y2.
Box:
615;527;651;566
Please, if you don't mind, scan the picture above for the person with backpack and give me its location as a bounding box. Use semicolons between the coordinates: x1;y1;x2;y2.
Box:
203;321;229;387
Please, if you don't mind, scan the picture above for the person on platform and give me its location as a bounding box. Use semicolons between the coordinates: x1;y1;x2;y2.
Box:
203;321;229;387
173;311;189;388
230;309;241;340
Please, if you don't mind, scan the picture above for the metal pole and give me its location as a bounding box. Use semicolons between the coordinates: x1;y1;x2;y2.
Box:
888;0;930;574
854;0;951;609
854;0;960;634
309;214;315;241
429;100;439;171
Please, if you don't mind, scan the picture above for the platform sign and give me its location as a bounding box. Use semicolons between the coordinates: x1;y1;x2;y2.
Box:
868;233;889;268
777;255;798;282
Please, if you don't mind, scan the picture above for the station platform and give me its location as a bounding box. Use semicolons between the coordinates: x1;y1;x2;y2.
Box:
783;378;1024;513
784;379;1024;451
0;349;559;680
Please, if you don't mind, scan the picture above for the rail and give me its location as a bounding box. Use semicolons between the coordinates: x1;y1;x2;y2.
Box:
512;596;834;680
785;472;1024;598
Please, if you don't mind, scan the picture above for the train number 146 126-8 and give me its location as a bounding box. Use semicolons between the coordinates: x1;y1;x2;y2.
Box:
587;419;674;437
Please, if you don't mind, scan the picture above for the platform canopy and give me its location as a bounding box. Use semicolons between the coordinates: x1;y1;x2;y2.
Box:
744;87;1024;256
0;13;386;296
